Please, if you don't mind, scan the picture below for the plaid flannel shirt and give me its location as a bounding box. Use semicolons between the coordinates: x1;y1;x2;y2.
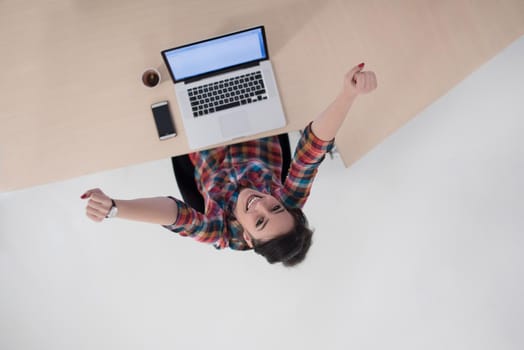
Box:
163;122;334;250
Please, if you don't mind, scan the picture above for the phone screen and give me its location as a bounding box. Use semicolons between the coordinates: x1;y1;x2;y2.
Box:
151;102;176;140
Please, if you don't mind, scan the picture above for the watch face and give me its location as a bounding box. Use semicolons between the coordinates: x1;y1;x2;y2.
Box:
107;206;118;219
105;199;118;219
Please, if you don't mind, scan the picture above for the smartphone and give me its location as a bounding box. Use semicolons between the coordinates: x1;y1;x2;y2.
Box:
151;101;176;140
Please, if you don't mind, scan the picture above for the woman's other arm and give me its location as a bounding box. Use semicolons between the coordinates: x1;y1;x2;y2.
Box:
311;63;377;141
81;188;178;226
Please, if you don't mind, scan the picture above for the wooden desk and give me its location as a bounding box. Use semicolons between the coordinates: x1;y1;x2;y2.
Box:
1;0;523;192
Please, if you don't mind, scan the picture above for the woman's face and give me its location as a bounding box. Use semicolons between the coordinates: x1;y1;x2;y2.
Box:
234;188;294;248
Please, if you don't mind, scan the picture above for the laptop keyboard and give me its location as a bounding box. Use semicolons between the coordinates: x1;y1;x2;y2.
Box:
188;71;268;117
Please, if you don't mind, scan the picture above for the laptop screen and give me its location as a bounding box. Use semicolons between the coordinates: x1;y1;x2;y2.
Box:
162;27;268;83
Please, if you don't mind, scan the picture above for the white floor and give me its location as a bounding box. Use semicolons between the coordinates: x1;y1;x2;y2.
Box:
1;36;523;350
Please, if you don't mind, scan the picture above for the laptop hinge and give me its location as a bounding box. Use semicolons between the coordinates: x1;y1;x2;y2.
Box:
184;61;261;84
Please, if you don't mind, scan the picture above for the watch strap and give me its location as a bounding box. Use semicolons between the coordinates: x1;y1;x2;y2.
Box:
105;199;118;218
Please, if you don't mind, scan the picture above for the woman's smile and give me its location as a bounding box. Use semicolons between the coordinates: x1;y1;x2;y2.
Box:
246;194;262;211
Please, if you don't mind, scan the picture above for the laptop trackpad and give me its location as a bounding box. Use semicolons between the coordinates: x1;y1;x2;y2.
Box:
219;111;251;139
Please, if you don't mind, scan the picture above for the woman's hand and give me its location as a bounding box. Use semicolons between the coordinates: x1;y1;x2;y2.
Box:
311;62;377;141
343;63;377;98
81;188;113;222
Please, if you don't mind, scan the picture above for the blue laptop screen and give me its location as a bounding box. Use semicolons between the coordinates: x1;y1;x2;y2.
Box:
162;27;267;82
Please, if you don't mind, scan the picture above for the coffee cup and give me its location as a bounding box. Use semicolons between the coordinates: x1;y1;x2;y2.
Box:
142;68;161;88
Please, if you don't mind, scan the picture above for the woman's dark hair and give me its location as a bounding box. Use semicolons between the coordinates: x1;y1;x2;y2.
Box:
252;207;313;267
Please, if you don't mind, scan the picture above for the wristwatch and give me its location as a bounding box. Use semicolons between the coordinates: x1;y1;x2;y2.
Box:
105;199;118;219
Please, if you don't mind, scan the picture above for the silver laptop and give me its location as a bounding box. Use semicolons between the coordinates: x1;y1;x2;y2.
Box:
161;26;287;150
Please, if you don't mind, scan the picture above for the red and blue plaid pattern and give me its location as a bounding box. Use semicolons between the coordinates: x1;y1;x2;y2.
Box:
163;123;334;250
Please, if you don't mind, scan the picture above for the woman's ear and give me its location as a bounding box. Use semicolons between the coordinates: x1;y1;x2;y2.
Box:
243;231;254;248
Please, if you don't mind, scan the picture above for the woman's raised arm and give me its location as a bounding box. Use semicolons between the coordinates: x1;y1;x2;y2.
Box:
311;63;377;141
81;188;178;226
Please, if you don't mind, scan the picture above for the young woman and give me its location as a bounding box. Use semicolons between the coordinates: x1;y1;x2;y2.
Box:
81;63;377;266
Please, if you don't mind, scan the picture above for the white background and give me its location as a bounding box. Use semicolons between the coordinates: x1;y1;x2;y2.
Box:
1;36;523;350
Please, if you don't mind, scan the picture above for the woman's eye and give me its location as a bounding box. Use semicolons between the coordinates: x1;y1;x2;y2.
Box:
256;218;264;227
272;205;281;212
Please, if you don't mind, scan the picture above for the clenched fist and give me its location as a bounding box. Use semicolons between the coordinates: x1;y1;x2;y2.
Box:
343;62;377;98
80;188;113;222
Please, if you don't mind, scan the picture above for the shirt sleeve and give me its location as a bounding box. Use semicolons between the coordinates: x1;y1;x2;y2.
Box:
281;122;335;208
162;197;230;249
